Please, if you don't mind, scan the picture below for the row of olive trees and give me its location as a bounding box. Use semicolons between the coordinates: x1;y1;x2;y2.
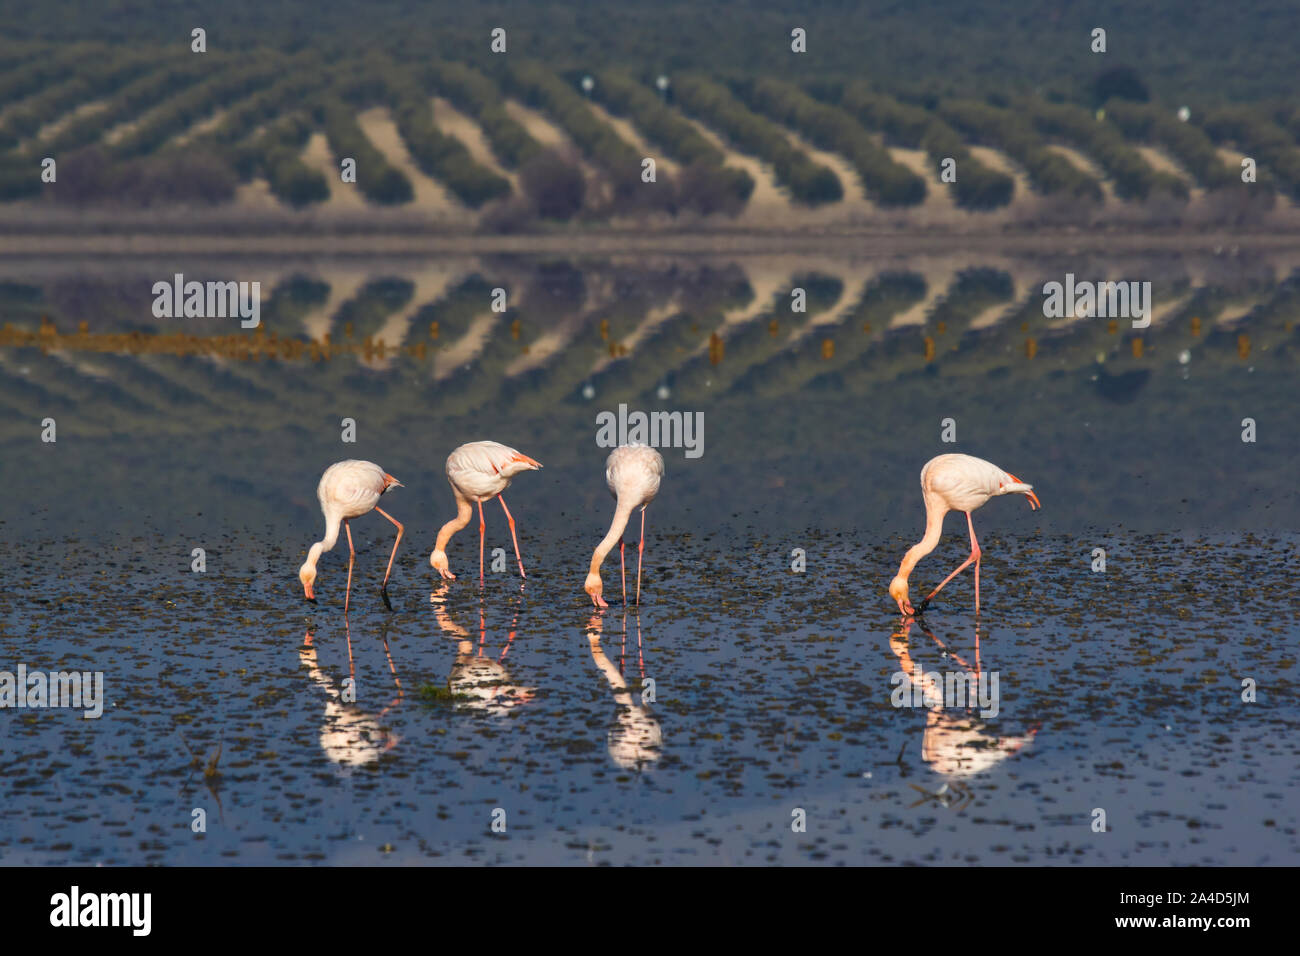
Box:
1202;109;1300;200
1103;101;1243;192
0;50;211;201
938;99;1104;201
38;58;210;156
502;60;666;212
590;71;753;214
315;97;412;205
385;72;510;207
673;73;842;205
425;61;543;169
1022;98;1188;201
833;83;1015;210
0;45;90;111
238;112;330;207
736;78;925;207
0;51;157;151
108;57;282;158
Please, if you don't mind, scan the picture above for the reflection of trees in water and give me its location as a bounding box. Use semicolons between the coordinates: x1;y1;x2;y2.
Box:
431;582;536;716
298;621;401;769
8;256;1293;436
586;611;662;770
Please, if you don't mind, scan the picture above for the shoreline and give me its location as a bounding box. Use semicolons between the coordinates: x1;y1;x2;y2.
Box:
2;227;1300;257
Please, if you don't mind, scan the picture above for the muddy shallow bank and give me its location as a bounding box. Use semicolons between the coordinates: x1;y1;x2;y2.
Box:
1;530;1295;865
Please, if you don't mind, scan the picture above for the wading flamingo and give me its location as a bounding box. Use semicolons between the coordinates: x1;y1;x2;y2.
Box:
299;460;404;613
889;453;1040;617
430;441;542;585
585;444;664;608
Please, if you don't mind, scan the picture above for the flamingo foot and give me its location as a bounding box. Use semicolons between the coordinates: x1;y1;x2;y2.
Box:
380;587;394;612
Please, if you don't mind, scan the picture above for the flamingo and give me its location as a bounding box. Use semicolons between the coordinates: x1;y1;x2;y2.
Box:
430;441;542;585
299;460;404;613
889;453;1041;617
585;444;665;608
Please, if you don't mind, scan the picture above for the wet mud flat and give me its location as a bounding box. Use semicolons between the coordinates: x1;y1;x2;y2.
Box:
1;529;1295;865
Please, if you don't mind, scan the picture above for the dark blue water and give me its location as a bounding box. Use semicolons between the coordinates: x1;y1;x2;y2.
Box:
1;253;1297;864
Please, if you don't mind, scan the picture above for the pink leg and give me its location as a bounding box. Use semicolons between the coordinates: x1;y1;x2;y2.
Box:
923;511;982;610
498;495;526;578
375;506;403;611
636;507;647;606
344;618;355;680
636;614;644;678
620;540;627;606
968;511;981;616
343;520;355;616
477;500;485;587
381;628;401;699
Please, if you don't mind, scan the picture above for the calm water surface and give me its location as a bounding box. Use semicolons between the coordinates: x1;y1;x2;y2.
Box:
1;250;1296;864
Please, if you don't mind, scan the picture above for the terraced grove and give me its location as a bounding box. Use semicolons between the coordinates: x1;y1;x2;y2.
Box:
0;45;1294;225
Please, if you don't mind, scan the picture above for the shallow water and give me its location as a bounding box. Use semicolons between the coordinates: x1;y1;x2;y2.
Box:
0;251;1297;864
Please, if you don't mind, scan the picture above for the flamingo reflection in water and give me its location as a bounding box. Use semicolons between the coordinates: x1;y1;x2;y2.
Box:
430;582;535;715
586;611;662;770
890;618;1036;809
299;620;402;768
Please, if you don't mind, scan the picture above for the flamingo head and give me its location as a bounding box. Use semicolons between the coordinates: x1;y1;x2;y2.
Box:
299;563;317;603
430;549;455;580
500;453;543;479
889;576;915;616
584;572;609;608
999;473;1042;510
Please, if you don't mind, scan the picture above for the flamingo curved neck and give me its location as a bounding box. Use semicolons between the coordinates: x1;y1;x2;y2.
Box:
303;510;342;572
590;498;637;576
320;510;342;552
434;496;474;554
898;496;947;582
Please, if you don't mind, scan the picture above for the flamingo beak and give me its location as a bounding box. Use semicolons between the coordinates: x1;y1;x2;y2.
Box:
383;473;403;490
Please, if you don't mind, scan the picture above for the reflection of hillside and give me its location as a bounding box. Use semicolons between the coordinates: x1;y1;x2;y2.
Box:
0;256;1297;439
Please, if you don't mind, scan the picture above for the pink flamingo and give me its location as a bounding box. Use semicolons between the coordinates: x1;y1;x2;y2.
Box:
299;460;404;613
889;453;1040;616
585;444;665;608
430;441;542;585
